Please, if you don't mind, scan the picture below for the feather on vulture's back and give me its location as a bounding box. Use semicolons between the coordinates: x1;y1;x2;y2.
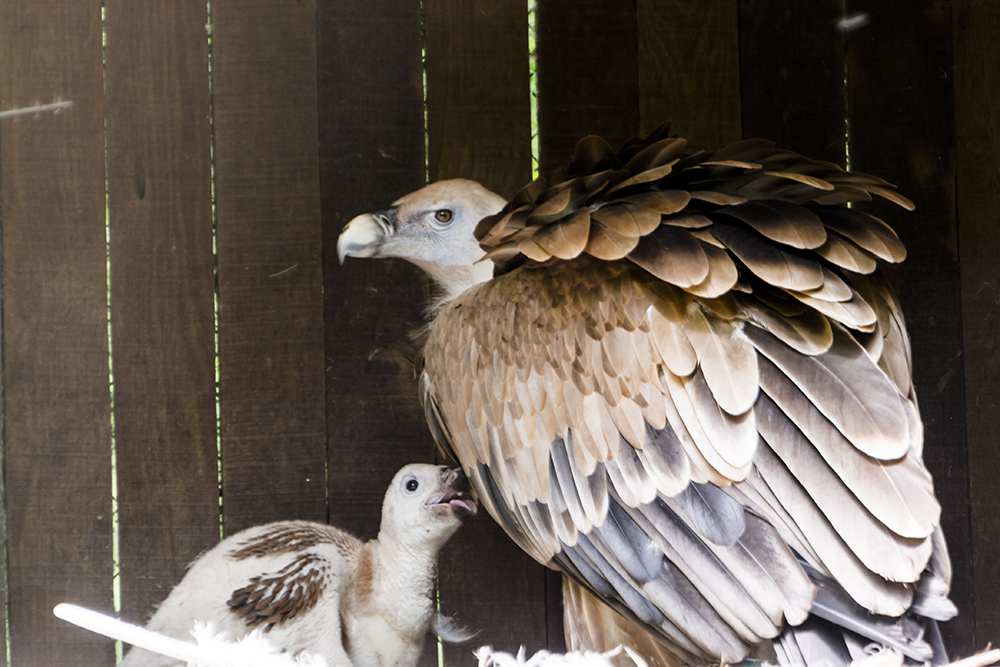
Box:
337;124;955;667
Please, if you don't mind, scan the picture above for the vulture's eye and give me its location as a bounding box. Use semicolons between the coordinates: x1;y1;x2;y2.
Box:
434;209;454;225
404;477;419;493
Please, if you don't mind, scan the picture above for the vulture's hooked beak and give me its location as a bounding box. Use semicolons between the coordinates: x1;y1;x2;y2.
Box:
426;467;477;519
337;209;397;264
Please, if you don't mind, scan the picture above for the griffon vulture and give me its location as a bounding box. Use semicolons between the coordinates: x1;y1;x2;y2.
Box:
337;125;956;667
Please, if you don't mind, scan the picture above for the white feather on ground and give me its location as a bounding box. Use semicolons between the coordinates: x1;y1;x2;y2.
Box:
474;645;648;667
53;603;327;667
848;647;1000;667
189;624;330;667
473;643;1000;667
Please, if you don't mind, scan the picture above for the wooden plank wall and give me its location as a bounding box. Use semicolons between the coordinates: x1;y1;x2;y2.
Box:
104;0;220;633
0;2;112;664
955;0;1000;650
0;1;997;665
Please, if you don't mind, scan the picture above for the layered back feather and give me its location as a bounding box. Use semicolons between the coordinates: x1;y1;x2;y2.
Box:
477;122;911;320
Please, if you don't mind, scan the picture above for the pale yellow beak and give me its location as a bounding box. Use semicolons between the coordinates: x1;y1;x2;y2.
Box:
337;213;389;264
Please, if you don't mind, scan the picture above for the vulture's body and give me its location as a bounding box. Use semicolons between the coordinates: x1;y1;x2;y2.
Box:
120;464;475;667
338;126;956;667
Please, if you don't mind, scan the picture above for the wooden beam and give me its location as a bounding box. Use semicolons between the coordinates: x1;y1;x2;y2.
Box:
535;0;639;172
739;0;847;164
318;0;432;544
105;0;220;625
955;0;1000;652
637;0;741;149
0;1;112;663
426;0;533;196
424;0;552;657
213;0;328;533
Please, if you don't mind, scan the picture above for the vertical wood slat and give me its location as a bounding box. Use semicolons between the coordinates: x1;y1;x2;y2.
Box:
317;2;433;663
0;2;112;664
104;0;220;626
424;0;551;658
318;0;431;544
955;0;1000;650
0;366;5;663
637;0;741;148
844;0;971;653
535;0;639;173
739;0;847;164
426;0;533;197
213;0;328;534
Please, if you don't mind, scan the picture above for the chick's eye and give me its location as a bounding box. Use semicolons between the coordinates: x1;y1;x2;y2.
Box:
434;209;453;224
405;478;419;493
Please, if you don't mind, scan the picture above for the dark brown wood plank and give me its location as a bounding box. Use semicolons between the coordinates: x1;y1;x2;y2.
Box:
535;0;640;172
319;0;431;542
844;0;972;654
0;2;112;664
0;368;5;663
739;0;847;164
425;0;552;657
104;0;220;625
317;3;435;664
955;0;1000;651
213;0;328;534
426;0;533;196
636;0;741;149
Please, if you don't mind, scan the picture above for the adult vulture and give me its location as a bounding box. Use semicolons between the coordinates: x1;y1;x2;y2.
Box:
337;125;957;667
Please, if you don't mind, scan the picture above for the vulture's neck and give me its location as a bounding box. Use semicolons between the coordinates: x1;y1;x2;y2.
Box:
361;533;439;641
412;257;493;314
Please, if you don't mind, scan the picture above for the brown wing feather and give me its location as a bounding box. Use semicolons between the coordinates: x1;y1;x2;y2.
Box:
681;308;758;416
748;447;915;617
684;241;740;298
709;222;825;292
756;393;932;581
757;357;937;539
721;201;828;249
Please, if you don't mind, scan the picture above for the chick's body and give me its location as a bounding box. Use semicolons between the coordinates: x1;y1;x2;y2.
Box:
120;464;475;667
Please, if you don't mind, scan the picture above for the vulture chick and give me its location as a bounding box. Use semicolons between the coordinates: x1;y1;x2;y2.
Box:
120;464;476;667
337;125;959;667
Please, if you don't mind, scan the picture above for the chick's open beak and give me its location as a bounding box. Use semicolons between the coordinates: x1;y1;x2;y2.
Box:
425;468;477;518
337;209;396;264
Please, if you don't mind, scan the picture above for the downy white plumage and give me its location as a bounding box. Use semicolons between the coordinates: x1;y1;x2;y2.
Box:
119;464;476;667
